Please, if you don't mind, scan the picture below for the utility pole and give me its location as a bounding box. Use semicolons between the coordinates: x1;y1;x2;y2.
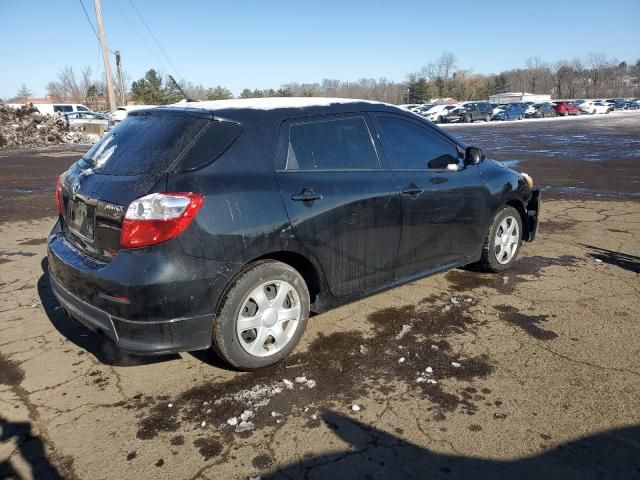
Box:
94;0;116;112
115;50;126;106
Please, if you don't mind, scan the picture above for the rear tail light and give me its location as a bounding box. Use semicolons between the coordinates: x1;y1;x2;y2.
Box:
120;193;204;249
55;175;63;216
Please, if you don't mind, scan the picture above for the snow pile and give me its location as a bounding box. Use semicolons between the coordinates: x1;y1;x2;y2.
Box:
0;102;99;149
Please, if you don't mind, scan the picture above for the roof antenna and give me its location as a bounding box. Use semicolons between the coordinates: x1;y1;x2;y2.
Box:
169;75;199;102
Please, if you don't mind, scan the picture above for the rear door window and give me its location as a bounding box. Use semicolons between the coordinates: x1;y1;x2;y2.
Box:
375;115;460;170
81;111;240;175
286;116;380;170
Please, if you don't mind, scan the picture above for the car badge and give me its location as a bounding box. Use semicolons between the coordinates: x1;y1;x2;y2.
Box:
72;177;81;196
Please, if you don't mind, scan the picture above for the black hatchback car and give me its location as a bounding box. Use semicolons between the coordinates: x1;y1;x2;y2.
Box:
48;98;540;370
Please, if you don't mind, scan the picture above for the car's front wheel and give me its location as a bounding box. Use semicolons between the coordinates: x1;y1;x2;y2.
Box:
476;206;523;272
212;260;310;370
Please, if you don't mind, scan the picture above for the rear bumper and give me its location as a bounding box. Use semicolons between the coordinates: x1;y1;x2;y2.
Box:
525;189;541;242
47;219;240;355
50;270;214;355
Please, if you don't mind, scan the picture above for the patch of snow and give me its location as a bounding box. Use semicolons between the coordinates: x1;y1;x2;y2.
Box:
359;345;368;354
311;414;318;420
227;417;238;426
169;97;385;112
200;421;207;428
351;404;361;412
236;420;255;433
395;324;413;340
167;403;173;408
306;379;316;389
430;345;439;351
399;357;406;363
271;411;281;417
282;379;294;390
294;376;307;384
240;410;254;421
451;362;462;368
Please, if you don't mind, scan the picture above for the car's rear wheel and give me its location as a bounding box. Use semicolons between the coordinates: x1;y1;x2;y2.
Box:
464;114;471;123
484;114;491;122
212;260;310;370
563;110;568;116
476;206;523;272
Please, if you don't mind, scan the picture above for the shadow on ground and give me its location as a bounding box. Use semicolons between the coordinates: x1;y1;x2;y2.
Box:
265;411;640;479
37;258;180;367
580;244;640;274
0;416;66;479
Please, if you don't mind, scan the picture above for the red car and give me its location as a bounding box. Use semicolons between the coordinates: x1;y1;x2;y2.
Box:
553;101;581;116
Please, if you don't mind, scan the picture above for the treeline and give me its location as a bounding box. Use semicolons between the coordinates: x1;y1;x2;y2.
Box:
34;51;640;107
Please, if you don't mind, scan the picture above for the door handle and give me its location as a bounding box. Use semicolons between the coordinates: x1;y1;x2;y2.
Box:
291;188;322;202
401;184;424;196
430;176;448;184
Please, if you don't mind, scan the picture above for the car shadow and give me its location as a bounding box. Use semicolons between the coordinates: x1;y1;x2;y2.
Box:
264;411;640;479
37;257;180;367
0;415;66;479
580;244;640;273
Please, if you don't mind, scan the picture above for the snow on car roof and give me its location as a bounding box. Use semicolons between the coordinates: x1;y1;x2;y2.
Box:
168;97;385;111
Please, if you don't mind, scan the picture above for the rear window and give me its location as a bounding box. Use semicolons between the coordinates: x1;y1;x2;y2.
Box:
81;111;240;175
286;116;380;170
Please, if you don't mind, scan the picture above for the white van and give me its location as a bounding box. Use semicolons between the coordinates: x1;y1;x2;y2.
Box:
6;103;95;115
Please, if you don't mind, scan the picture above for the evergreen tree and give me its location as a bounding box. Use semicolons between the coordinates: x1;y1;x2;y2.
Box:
407;77;430;103
131;69;166;104
16;84;33;102
206;86;233;100
239;88;254;98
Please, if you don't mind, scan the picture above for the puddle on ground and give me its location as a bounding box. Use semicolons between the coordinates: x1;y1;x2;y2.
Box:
446;255;579;294
0;353;25;386
124;293;498;462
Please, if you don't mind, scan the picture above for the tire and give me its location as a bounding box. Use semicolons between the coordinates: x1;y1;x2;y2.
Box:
212;260;310;370
518;115;523;121
437;116;443;124
484;114;491;122
464;114;471;123
475;206;523;273
563;110;568;116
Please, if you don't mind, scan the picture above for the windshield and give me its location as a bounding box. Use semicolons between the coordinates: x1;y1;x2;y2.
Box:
82;111;240;175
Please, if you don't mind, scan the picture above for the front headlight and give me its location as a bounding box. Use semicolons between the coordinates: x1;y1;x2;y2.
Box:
521;173;534;188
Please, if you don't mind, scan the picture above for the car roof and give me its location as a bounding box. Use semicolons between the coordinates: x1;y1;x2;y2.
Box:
161;97;403;123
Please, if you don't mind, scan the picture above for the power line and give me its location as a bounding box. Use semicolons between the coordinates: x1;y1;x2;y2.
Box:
113;0;168;72
78;0;115;55
127;0;181;78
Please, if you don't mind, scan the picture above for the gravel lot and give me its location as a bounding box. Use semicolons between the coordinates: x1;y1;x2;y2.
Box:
1;113;639;479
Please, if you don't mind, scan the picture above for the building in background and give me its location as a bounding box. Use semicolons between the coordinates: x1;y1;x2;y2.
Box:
489;92;551;104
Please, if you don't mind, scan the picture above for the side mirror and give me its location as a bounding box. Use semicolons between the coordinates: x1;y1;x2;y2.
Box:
464;146;485;166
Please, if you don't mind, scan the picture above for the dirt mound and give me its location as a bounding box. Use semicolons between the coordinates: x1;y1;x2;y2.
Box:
0;103;99;149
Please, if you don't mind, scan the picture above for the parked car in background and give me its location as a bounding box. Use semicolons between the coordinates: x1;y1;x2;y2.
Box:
525;103;556;118
423;104;458;123
553;101;581;116
414;104;436;116
457;102;493;123
63;111;111;131
493;103;527;121
439;105;466;123
48;97;540;369
606;99;626;110
579;101;612;115
625;100;640;110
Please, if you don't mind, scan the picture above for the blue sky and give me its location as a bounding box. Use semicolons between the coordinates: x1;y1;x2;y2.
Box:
1;0;639;99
